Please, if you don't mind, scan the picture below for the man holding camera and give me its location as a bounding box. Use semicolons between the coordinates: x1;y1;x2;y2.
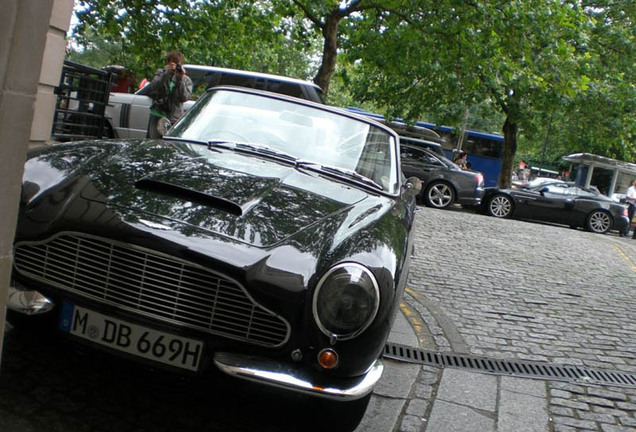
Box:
146;50;193;138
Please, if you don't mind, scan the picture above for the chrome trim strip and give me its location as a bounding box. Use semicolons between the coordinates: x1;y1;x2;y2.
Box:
7;284;55;315
213;352;383;401
13;232;291;347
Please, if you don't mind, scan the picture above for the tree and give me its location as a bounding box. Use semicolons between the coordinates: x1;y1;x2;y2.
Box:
275;1;434;98
72;1;430;101
510;1;636;169
560;2;635;161
71;1;320;82
70;0;634;171
345;1;597;187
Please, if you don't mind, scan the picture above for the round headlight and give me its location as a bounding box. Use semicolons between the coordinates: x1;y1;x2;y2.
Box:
312;263;380;341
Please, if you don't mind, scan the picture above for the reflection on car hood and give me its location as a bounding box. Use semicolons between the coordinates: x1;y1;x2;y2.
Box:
22;140;370;248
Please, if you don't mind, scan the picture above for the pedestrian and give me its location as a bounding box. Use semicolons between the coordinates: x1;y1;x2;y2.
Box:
453;151;468;169
622;179;636;237
145;50;193;138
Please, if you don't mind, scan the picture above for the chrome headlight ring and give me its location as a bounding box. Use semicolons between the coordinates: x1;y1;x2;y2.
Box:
312;263;380;342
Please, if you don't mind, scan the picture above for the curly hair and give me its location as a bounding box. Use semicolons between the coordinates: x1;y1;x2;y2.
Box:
166;50;184;64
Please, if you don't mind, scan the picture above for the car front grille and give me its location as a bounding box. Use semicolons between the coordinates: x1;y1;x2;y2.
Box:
13;232;290;347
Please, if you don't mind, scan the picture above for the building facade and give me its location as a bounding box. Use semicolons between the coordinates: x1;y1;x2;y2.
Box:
0;0;74;365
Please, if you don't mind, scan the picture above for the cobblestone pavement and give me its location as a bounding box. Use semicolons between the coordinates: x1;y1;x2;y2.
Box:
407;207;636;373
391;206;636;432
1;205;635;431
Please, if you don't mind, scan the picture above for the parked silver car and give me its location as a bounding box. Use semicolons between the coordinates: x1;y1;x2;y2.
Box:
400;144;484;208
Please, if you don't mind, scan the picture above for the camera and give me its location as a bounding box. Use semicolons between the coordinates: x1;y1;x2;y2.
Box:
175;64;183;73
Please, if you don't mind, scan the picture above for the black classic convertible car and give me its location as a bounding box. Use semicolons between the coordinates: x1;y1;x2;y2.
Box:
9;87;421;426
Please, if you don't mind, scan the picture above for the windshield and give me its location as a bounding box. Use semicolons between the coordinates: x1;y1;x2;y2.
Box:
531;183;602;198
168;88;399;194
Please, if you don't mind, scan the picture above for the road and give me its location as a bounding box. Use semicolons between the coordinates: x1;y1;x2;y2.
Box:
1;206;635;431
376;206;636;432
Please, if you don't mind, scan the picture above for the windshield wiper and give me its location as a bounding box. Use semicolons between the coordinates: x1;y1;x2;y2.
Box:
206;140;383;191
312;164;383;191
164;136;210;146
235;142;299;163
207;140;237;150
162;136;226;152
207;140;301;165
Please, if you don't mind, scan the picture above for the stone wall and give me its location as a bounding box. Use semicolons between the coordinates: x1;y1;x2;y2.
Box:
0;0;73;365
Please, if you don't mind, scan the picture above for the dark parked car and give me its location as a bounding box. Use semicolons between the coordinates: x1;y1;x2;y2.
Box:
9;87;421;427
482;181;629;234
398;136;445;158
399;144;484;209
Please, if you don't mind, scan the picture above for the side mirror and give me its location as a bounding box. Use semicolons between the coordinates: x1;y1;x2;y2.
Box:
539;187;549;195
404;176;422;197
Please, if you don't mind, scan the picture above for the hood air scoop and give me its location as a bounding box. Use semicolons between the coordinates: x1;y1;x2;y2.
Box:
135;178;243;216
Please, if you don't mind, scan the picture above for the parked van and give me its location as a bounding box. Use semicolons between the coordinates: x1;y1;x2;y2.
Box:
105;65;324;138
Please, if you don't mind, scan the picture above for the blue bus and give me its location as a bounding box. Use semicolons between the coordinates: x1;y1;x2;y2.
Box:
347;108;504;187
416;121;504;188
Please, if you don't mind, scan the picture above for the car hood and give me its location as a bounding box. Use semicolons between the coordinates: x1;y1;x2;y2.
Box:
21;140;371;248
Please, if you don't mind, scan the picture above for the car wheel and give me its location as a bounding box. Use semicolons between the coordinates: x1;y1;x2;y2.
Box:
487;194;513;218
586;210;612;234
424;182;455;209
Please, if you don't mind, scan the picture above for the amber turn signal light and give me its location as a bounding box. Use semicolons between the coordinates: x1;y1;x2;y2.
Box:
318;348;339;370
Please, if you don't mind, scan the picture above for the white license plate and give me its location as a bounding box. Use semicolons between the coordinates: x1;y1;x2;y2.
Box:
59;302;203;371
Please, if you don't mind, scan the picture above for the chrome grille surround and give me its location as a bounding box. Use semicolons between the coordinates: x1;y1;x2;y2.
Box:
13;232;290;348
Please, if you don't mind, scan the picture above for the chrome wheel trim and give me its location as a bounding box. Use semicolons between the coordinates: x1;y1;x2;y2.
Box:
489;195;512;218
428;183;453;208
588;211;611;233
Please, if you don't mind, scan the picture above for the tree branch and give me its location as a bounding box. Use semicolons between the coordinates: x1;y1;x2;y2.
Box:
478;69;509;114
291;0;324;29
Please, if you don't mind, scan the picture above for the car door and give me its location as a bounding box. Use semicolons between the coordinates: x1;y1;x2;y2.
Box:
514;183;575;223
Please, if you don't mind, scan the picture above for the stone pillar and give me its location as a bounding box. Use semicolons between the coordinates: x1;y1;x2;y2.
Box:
0;0;73;367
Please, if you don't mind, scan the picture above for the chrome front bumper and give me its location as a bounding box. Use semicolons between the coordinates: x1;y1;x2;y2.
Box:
214;352;383;401
6;283;384;401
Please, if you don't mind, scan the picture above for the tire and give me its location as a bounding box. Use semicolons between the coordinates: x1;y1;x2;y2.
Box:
487;194;513;218
586;210;612;234
424;182;455;209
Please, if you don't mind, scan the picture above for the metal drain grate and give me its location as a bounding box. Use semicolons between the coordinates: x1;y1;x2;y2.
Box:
384;342;636;389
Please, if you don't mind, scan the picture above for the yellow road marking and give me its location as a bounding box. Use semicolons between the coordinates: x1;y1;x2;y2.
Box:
405;286;419;299
614;245;636;272
399;290;429;348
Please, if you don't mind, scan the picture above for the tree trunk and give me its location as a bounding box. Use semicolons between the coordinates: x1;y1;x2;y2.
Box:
499;115;518;189
314;12;340;98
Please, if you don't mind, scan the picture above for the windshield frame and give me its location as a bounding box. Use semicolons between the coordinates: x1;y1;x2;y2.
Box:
167;86;402;196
